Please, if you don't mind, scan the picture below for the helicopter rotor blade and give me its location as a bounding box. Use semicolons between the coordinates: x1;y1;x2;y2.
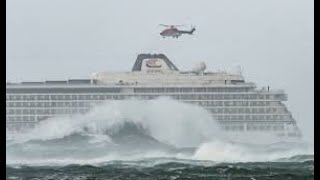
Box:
173;24;186;27
159;24;171;27
159;24;187;27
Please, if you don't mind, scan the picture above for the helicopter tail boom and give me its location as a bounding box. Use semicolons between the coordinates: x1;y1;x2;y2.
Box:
178;27;196;35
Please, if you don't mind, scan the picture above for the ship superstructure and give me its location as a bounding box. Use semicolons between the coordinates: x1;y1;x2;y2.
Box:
6;54;301;143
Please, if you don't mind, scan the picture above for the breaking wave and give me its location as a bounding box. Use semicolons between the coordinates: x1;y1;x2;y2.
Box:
6;98;313;166
8;97;220;146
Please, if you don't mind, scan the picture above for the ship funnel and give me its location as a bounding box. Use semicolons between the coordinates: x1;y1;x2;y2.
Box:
132;54;179;72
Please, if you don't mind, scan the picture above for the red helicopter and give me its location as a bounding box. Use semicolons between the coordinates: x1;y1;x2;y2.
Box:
159;24;196;38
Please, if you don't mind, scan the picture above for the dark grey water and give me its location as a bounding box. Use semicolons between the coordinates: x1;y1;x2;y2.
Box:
6;126;314;180
6;157;314;180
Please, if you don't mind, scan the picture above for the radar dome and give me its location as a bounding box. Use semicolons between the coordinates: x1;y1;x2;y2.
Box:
192;62;206;73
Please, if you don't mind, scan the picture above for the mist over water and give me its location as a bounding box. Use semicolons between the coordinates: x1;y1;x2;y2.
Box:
7;98;313;166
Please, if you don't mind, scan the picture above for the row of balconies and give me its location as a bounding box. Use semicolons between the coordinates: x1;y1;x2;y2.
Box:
6;113;293;123
213;114;293;121
207;107;288;114
6;93;287;101
6;106;288;115
223;124;285;131
6;99;283;108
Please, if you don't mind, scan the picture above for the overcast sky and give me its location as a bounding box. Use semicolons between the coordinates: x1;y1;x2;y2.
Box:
6;0;313;142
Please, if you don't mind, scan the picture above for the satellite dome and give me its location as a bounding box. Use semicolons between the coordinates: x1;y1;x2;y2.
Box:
192;62;206;73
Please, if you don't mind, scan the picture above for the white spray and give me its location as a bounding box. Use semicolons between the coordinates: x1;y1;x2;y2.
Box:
7;98;313;165
12;97;221;147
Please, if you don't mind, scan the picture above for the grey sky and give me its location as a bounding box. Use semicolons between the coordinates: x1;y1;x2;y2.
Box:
6;0;314;142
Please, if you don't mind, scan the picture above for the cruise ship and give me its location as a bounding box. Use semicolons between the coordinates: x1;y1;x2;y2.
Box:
6;54;302;143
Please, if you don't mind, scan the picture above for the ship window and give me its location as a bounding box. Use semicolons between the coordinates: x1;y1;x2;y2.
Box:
16;109;21;115
223;95;229;99
194;88;206;92
23;109;28;114
51;95;56;100
166;88;174;93
180;88;192;93
215;95;221;100
44;95;49;100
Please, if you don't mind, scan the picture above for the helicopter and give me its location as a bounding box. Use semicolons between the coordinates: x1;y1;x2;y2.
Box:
159;24;196;38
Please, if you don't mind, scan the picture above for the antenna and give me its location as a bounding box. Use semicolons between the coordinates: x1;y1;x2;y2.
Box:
235;65;243;76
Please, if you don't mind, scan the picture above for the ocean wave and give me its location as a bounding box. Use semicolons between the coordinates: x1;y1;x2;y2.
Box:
7;98;314;166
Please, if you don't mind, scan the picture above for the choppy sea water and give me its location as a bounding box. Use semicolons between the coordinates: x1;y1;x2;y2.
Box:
6;157;314;180
6;99;314;179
